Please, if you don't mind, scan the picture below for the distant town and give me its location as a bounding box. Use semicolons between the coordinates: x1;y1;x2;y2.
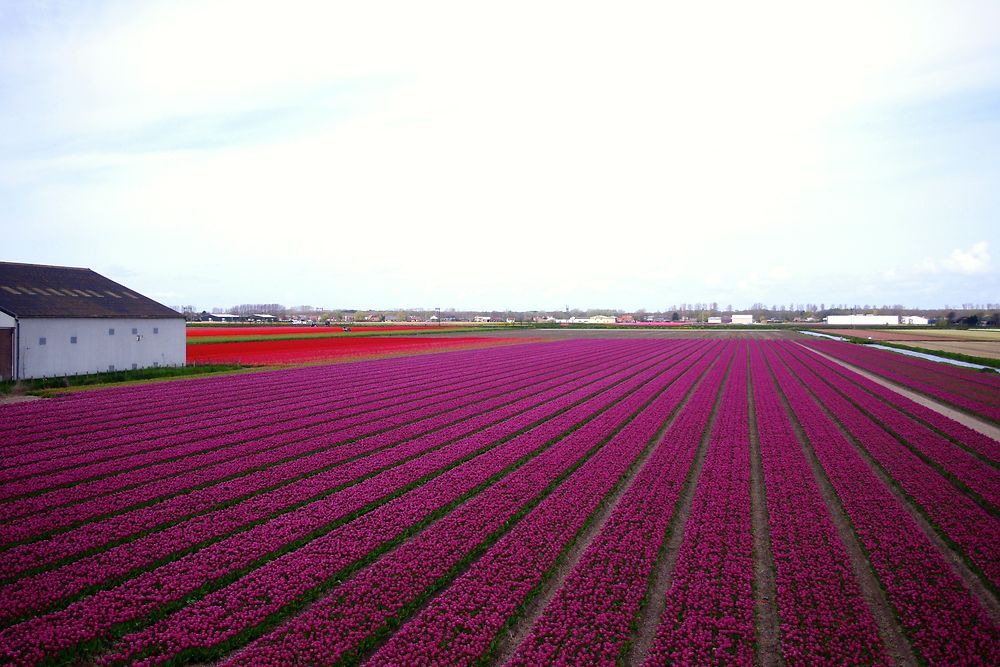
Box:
172;303;1000;327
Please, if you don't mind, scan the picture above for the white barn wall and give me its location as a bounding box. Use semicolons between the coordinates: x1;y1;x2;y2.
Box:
18;318;185;378
0;312;14;327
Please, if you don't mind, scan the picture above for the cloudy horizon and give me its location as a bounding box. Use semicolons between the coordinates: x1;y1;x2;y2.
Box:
2;1;998;311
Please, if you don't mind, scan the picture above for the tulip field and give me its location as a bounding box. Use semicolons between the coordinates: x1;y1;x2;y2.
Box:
185;334;524;366
0;338;997;665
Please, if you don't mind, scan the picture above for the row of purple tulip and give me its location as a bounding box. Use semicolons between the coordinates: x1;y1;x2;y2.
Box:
3;340;524;449
0;345;551;478
0;342;684;622
0;342;592;499
750;343;887;664
765;344;999;665
805;340;1000;422
0;343;693;664
791;345;1000;463
96;342;718;666
356;343;733;667
1;340;640;550
778;343;1000;591
642;344;754;666
503;345;729;665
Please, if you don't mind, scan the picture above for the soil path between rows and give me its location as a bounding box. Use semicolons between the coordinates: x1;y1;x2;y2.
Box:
622;356;733;667
747;371;783;667
796;343;1000;442
766;351;919;667
491;353;722;665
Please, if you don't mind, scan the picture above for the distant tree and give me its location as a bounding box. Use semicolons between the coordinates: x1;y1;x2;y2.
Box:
671;311;680;321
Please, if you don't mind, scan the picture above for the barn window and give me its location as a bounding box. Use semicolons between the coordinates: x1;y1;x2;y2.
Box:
70;336;77;344
39;337;46;345
109;328;115;336
153;327;159;334
132;328;138;335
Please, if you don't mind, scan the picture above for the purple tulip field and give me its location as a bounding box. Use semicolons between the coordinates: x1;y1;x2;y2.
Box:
0;338;997;665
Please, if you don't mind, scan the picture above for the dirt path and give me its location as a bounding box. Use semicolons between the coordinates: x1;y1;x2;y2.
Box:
0;394;43;406
491;352;724;664
805;391;1000;626
766;353;919;667
747;373;783;667
797;343;1000;442
623;357;734;667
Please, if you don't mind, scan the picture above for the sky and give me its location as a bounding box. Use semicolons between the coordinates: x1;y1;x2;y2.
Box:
1;1;998;311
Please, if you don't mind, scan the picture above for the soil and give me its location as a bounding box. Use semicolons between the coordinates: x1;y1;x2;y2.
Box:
765;351;919;667
747;378;784;667
623;357;733;666
800;344;1000;442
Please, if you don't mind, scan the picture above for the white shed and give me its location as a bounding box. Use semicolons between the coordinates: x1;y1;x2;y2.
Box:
0;262;186;380
900;315;929;326
825;315;900;326
731;314;754;325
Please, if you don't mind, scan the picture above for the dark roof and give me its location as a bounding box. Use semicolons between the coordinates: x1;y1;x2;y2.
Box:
0;262;184;319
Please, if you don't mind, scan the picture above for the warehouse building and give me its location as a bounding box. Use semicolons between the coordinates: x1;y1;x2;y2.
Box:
825;314;900;326
731;314;754;325
0;262;185;380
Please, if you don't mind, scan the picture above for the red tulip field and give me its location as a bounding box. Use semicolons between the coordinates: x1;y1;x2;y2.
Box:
1;338;997;665
186;335;525;366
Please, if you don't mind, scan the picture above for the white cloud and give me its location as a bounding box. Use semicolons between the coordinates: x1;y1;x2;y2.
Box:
942;241;991;275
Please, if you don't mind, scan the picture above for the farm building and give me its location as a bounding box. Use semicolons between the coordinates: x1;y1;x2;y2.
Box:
901;315;930;325
731;314;754;325
707;316;723;324
0;262;185;381
825;314;900;326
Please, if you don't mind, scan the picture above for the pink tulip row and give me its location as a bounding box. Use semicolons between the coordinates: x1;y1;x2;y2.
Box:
504;346;731;665
749;343;887;664
0;342;683;621
0;348;531;479
3;342;519;449
785;343;999;507
765;344;999;665
0;343;690;664
788;344;1000;463
642;344;754;667
1;341;637;547
0;343;600;522
805;340;1000;422
96;343;718;666
0;342;589;498
363;344;735;667
776;343;1000;590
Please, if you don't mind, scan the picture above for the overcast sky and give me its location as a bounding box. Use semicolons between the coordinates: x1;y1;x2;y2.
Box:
2;1;998;311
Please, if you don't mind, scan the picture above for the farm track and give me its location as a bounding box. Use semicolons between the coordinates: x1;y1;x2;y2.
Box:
762;348;917;667
778;343;1000;594
1;337;997;666
800;343;1000;447
494;342;725;666
766;344;998;664
746;355;783;667
623;351;731;666
802;340;1000;422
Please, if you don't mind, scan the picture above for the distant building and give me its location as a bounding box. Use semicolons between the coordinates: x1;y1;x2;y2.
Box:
707;316;723;324
731;314;754;325
0;261;185;381
825;315;900;326
900;315;929;325
473;315;491;322
205;313;240;322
